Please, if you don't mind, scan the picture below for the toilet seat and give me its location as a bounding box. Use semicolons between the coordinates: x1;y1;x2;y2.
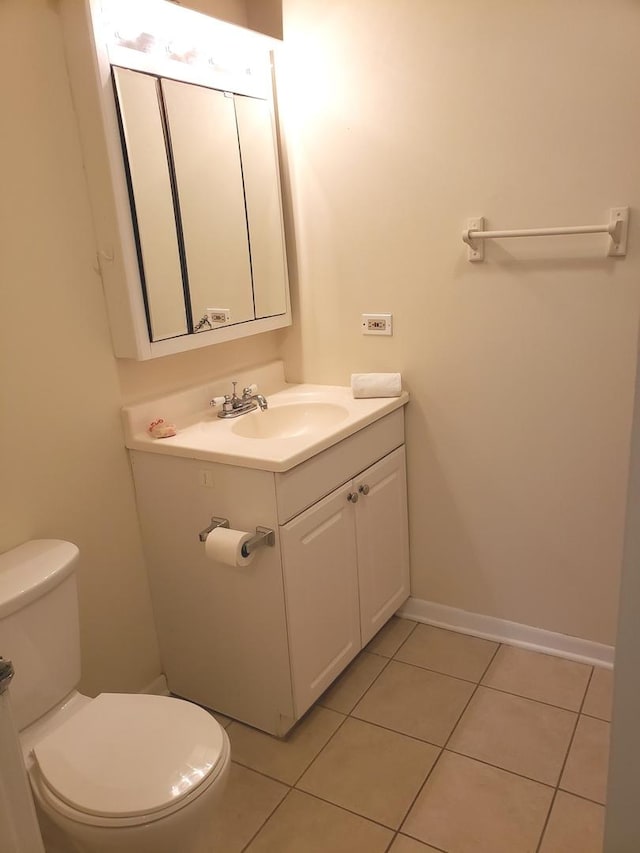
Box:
32;693;228;828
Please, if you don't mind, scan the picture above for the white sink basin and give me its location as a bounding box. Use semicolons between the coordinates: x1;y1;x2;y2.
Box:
121;361;409;472
231;402;349;440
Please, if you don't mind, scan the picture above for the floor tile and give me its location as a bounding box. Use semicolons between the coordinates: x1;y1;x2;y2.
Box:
394;624;498;682
389;836;443;852
538;790;605;853
560;715;610;804
246;789;393;852
366;616;417;658
227;706;344;785
353;659;474;745
448;686;576;785
402;751;553;853
583;667;614;721
205;763;288;852
319;651;388;714
297;717;439;828
481;646;591;711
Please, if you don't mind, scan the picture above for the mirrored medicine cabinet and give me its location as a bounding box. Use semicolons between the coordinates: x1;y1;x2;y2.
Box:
64;0;291;360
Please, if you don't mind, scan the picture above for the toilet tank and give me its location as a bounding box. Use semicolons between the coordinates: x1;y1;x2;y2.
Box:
0;540;81;731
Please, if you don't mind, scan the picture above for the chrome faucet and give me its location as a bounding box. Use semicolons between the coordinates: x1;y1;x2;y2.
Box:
212;382;268;419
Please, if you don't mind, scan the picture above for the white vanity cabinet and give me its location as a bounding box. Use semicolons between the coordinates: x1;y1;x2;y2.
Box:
130;408;409;735
281;447;409;715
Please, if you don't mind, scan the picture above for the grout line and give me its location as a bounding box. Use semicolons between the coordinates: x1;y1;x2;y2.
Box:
581;709;612;723
390;657;491;687
534;665;596;853
478;681;589;714
442;639;503;748
319;646;395;715
346;713;453;750
386;655;594;713
395;641;504;835
232;663;605;848
388;616;419;654
553;787;608;808
382;832;398;853
240;785;294;852
293;787;403;833
440;747;557;790
233;644;400;795
289;712;351;788
298;652;398;786
233;622;608;851
229;756;296;788
396;830;449;853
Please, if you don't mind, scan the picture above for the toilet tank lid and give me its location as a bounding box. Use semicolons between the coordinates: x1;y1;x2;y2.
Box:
0;540;79;619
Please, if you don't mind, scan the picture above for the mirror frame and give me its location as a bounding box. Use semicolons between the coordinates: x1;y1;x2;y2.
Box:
64;0;291;361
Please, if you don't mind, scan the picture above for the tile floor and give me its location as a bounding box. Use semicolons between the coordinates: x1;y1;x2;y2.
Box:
207;617;612;853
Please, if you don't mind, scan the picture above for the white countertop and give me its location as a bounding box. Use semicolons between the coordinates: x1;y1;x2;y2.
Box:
122;364;408;473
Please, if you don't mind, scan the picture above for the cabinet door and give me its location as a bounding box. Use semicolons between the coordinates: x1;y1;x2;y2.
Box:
234;94;288;319
281;483;360;717
112;68;187;341
162;81;255;328
355;446;410;645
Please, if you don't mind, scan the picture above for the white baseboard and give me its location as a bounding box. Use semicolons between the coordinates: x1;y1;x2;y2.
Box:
398;597;614;669
140;674;170;696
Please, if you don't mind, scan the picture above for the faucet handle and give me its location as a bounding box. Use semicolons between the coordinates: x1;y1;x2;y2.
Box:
242;383;258;397
209;396;226;408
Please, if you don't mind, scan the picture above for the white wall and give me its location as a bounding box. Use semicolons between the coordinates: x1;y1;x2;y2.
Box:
278;0;640;644
0;0;161;696
174;0;248;27
169;0;283;40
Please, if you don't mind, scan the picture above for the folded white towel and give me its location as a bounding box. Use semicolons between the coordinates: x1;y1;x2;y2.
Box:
351;373;402;399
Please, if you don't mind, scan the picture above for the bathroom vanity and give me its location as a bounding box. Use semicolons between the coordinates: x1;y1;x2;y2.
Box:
123;363;410;735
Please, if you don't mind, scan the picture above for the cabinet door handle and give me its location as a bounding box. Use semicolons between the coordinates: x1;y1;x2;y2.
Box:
347;492;359;503
358;484;370;496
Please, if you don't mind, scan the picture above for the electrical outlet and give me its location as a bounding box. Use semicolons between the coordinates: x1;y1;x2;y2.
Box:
361;313;393;336
207;308;231;325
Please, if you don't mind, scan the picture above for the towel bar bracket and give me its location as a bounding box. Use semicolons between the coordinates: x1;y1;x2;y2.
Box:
608;207;629;257
464;217;485;261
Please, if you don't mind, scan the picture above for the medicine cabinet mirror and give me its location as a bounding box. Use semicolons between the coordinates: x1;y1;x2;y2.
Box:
65;0;291;360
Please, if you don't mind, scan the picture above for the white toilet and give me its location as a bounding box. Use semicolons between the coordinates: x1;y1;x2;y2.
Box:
0;539;231;853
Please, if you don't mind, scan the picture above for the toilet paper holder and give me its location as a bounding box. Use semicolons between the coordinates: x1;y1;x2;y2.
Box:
198;517;275;556
198;517;230;541
241;527;276;556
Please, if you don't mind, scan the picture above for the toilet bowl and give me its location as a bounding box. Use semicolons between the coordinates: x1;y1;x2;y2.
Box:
0;540;231;853
24;692;230;853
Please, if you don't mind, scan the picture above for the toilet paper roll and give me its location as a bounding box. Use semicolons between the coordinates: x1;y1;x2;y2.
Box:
205;527;255;567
